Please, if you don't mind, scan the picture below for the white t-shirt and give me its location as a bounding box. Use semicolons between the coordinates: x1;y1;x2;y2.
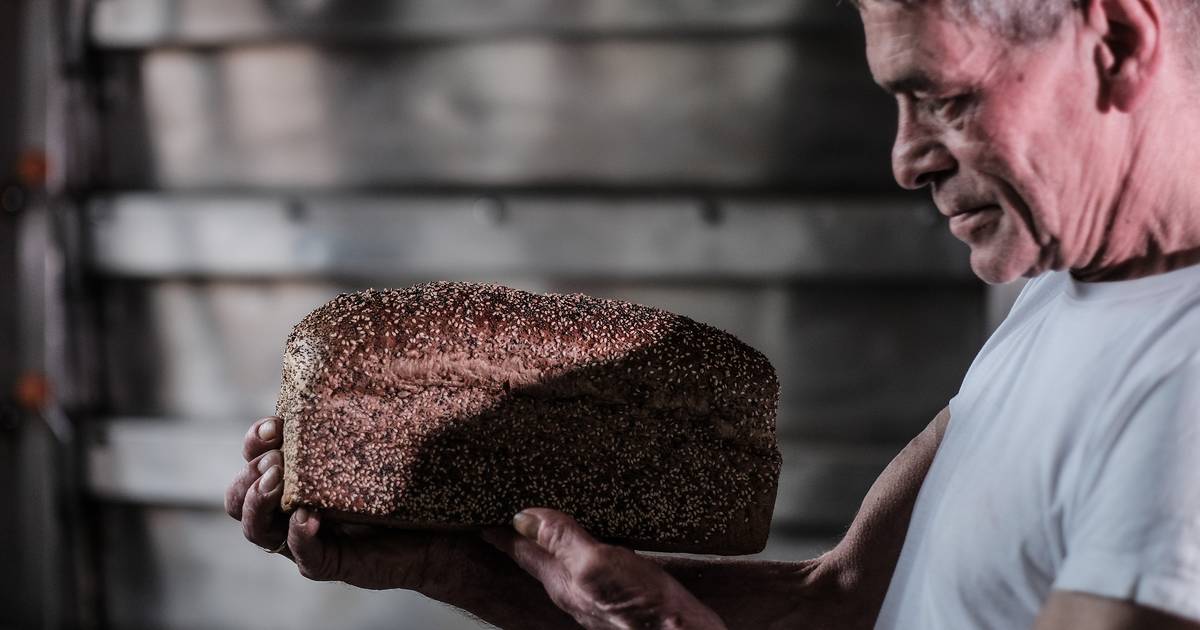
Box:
875;265;1200;629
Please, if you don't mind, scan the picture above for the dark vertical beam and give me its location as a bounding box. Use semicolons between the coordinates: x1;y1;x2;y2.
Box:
0;0;27;626
0;0;24;345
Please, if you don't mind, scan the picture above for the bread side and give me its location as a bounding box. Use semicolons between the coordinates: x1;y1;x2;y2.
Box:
277;282;781;554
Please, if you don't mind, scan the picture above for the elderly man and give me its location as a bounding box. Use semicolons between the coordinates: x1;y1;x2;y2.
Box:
226;0;1200;627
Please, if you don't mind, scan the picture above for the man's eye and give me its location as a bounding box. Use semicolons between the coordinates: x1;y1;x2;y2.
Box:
927;94;970;118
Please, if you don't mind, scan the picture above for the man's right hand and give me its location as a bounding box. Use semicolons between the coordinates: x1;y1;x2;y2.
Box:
224;415;474;593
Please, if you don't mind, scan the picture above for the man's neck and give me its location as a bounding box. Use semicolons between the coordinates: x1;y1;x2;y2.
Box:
1072;247;1200;283
1071;91;1200;283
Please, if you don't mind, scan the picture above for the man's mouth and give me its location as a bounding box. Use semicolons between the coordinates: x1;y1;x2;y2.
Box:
948;205;1001;241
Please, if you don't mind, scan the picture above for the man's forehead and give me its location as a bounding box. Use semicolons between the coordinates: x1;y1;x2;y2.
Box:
855;0;935;22
860;2;992;93
862;4;940;88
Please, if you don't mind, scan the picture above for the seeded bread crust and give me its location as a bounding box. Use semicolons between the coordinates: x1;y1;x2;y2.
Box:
277;282;781;555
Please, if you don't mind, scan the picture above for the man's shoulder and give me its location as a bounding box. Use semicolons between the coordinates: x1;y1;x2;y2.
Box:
959;268;1200;417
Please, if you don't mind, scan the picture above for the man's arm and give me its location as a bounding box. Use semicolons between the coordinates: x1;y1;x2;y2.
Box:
652;405;952;629
1034;592;1200;630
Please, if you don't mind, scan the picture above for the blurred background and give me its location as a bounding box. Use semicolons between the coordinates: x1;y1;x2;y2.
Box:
1;1;1023;628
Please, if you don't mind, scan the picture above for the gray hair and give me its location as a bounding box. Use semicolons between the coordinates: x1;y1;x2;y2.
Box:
851;0;1198;55
939;0;1081;41
845;0;1077;40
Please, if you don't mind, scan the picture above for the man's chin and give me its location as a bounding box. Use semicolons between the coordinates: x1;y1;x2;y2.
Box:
969;249;1033;285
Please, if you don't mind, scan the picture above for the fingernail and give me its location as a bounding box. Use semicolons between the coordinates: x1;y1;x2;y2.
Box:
257;419;277;441
257;454;274;474
259;465;281;493
513;511;541;540
295;507;309;524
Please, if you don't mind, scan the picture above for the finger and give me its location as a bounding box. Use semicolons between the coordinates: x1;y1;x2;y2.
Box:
483;526;556;570
484;525;577;613
515;508;602;573
288;508;336;581
486;526;561;579
243;416;283;462
492;508;604;587
225;449;282;520
241;464;288;551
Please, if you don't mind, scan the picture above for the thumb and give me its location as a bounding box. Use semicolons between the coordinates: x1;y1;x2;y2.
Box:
485;508;598;588
514;508;599;562
287;508;335;581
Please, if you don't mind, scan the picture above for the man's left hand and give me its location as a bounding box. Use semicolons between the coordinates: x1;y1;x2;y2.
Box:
483;508;728;630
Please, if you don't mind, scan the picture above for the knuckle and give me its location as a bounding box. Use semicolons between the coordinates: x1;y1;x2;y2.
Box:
570;544;612;581
224;484;242;519
537;517;573;550
571;557;623;602
241;432;259;461
240;490;268;541
576;544;607;570
265;450;284;470
241;507;259;542
572;547;664;610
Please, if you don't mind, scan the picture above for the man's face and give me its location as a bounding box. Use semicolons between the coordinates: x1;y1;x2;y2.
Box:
862;3;1121;283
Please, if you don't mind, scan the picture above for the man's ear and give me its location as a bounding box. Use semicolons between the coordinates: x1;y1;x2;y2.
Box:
1086;0;1164;111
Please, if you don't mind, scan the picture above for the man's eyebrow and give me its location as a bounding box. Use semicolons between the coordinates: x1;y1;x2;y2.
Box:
879;72;939;95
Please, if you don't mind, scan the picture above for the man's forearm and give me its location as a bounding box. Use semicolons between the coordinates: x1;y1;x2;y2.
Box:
657;556;840;629
663;405;952;629
822;406;950;622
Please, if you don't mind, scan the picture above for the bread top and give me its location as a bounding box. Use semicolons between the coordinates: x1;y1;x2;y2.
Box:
281;282;778;437
278;282;781;540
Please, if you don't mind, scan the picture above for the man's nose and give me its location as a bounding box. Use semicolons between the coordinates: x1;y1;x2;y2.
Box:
891;104;956;190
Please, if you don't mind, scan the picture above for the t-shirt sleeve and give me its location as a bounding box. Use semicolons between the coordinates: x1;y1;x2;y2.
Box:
1053;352;1200;621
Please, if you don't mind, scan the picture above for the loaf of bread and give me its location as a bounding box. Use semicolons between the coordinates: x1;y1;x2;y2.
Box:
277;282;781;554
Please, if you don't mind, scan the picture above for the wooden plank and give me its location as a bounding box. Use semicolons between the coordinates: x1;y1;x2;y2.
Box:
87;195;967;280
99;37;897;189
92;0;856;47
